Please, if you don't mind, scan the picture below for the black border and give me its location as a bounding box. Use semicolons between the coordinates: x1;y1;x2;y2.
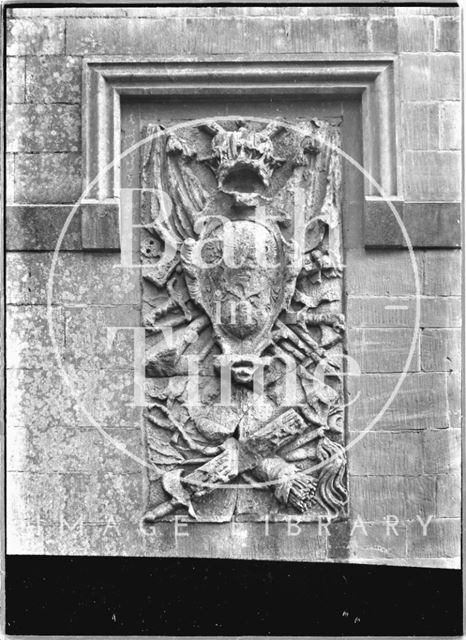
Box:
6;556;463;636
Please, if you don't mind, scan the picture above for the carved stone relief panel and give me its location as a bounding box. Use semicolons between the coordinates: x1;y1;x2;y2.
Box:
139;118;347;525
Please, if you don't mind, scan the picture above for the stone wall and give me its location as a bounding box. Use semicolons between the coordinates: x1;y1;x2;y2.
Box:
6;6;461;565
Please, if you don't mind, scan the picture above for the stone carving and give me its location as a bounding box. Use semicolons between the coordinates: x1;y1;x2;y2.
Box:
139;118;347;524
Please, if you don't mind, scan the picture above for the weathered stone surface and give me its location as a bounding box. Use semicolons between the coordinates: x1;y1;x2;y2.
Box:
75;368;142;428
63;305;140;369
402;103;439;150
436;470;461;518
14;153;82;204
6;304;64;368
7;469;143;529
7;303;140;371
404;475;436;519
65;16;372;55
407;518;460;558
400;54;432;99
368;18;398;52
348;296;415;327
6;516;45;554
26;55;81;104
349;522;407;560
424;250;462;296
446;371;461;429
145;521;328;562
346;249;423;296
7;476;47;553
7;368;75;428
6;154;14;204
189;17;293;54
423;429;461;474
363;199;404;248
8;426;93;473
43;517;94;555
7;18;65;55
7;56;25;103
66;17;286;55
78;472;144;524
43;521;149;556
11;6;397;18
347;372;456;431
364;201;461;248
14;7;131;17
81;202;120;250
235;488;279;519
421;328;461;372
435;17;460;51
7;367;139;429
420;297;461;328
428;52;460;99
348;328;420;373
398;15;435;51
349;431;423;475
289;17;369;52
404;151;461;201
89;523;150;557
395;7;459;16
7;252;139;305
347;296;460;328
8;470;76;526
326;520;350;559
349;475;438;522
405;202;462;248
400;53;460;101
91;430;143;475
439;102;461;150
7;104;80;153
6;205;82;251
349;476;406;519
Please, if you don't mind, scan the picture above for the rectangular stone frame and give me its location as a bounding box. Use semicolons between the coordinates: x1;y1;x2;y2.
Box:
79;54;459;250
82;54;400;204
80;55;383;556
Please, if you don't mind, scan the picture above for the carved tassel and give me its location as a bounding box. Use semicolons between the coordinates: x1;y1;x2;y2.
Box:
253;456;317;514
313;436;348;514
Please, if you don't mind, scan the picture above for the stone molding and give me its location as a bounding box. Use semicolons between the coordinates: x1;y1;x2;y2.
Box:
82;54;400;204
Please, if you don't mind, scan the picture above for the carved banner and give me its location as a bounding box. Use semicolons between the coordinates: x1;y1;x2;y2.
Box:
139;118;347;524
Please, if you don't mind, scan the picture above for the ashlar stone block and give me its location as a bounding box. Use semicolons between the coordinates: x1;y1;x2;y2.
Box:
7;17;65;55
26;55;81;104
14;153;82;203
7;104;80;153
